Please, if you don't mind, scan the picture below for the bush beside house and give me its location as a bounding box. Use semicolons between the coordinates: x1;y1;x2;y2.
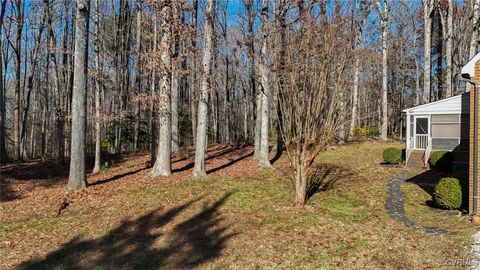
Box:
383;147;403;164
433;177;462;210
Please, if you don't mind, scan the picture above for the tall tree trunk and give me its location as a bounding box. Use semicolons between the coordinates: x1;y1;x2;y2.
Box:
44;0;64;163
190;0;198;146
133;0;142;152
377;0;389;140
245;0;258;153
258;0;271;167
445;0;453;97
149;15;158;164
67;0;90;190
192;0;215;179
423;0;432;103
0;0;7;162
152;1;172;177
471;0;480;59
92;0;102;173
171;3;179;154
13;0;24;160
350;13;366;137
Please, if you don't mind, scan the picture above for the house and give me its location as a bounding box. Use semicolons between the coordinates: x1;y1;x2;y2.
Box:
404;53;480;214
403;93;469;169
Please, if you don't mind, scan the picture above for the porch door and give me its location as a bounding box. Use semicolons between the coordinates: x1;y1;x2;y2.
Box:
414;116;429;150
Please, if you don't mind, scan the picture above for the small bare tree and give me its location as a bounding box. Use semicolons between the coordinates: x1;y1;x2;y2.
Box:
275;8;352;206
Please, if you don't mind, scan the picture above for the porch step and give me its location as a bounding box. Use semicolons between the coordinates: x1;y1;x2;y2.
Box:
407;151;426;169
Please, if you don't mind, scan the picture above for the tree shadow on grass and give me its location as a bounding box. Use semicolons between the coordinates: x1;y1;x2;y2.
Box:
16;193;236;270
0;176;22;202
174;145;251;174
206;150;254;174
306;164;350;200
89;167;148;187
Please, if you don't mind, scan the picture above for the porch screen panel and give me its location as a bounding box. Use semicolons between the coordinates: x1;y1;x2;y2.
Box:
431;123;460;137
431;114;459;122
430;113;462;151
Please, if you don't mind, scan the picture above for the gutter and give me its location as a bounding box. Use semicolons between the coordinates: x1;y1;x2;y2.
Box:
460;73;479;216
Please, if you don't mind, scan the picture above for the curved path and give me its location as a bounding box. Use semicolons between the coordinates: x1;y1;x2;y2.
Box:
384;168;448;235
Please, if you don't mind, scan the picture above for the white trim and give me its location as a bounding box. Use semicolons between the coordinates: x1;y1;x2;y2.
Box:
461;52;480;78
414;116;430;150
402;95;464;113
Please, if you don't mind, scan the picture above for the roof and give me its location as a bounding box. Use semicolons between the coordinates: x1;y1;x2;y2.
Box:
403;92;469;115
462;52;480;78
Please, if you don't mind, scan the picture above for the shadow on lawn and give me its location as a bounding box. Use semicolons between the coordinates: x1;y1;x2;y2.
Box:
306;164;352;200
17;193;236;270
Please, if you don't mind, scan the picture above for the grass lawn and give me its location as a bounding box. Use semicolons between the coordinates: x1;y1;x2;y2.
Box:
0;141;474;269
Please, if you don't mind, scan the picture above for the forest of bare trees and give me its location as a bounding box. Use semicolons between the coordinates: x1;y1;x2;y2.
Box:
1;0;479;204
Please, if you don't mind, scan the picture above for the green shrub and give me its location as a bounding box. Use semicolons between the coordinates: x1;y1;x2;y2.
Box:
429;151;454;171
365;126;380;138
100;162;110;174
433;177;462;209
383;147;402;164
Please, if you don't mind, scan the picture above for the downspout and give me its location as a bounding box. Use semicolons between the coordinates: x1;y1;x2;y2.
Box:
460;74;478;215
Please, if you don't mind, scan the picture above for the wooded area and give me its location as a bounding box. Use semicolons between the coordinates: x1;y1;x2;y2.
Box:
0;0;478;205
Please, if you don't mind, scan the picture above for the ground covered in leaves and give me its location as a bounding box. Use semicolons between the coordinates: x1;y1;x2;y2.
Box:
0;142;474;269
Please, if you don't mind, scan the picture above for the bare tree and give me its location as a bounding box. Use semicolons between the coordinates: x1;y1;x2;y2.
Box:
152;0;173;177
192;0;215;178
376;0;389;140
258;0;271;167
423;0;434;103
13;0;24;160
275;5;351;206
133;0;142;152
349;1;370;138
92;0;102;173
190;0;198;146
67;0;90;190
471;0;479;58
0;0;7;162
445;0;453;97
171;2;179;154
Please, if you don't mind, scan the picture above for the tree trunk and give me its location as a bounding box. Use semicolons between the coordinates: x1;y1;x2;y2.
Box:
294;157;308;206
152;1;172;177
149;16;158;164
445;0;453;97
67;0;90;190
93;0;101;173
246;0;258;151
171;3;179;154
133;0;142;152
258;0;271;167
0;0;7;162
192;0;215;179
471;0;480;59
378;0;389;140
423;0;432;103
190;0;198;146
13;0;24;160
